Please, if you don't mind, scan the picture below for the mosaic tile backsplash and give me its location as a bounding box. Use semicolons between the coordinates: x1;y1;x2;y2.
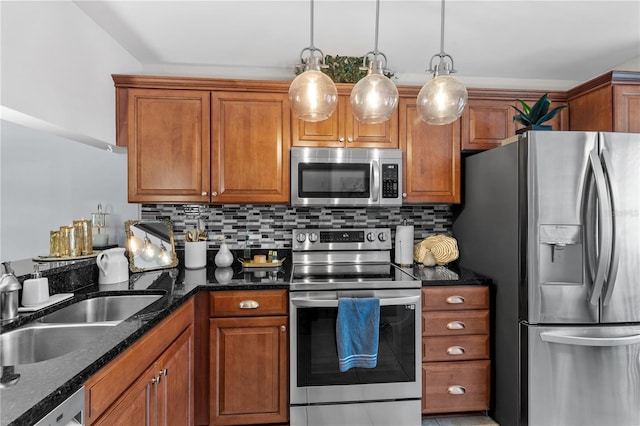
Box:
142;204;453;249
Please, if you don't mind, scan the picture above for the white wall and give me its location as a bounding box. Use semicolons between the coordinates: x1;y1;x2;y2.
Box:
1;121;138;260
0;1;142;261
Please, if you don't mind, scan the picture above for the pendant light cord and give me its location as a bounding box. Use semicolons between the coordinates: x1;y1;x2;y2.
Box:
373;0;380;54
439;0;446;55
309;0;315;49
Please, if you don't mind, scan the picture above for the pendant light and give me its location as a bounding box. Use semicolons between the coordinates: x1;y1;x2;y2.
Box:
416;0;468;125
350;0;398;124
289;0;338;122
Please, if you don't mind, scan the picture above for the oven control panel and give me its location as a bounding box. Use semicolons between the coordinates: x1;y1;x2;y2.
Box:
293;228;392;252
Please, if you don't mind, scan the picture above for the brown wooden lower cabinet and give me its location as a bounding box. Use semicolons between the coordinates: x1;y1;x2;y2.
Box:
209;290;289;425
421;286;491;415
422;360;491;414
84;298;195;425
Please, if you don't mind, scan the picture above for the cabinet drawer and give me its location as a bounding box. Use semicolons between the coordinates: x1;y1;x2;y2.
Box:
422;310;489;336
209;290;288;317
422;286;489;311
422;335;489;362
422;360;490;414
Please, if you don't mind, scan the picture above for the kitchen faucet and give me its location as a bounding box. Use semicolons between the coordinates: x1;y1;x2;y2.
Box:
0;262;22;321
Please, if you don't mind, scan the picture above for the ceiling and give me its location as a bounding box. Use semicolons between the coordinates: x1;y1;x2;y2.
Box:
76;0;640;90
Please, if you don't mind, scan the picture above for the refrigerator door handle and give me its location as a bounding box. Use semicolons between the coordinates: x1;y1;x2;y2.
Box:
600;148;620;306
587;149;613;305
541;331;640;347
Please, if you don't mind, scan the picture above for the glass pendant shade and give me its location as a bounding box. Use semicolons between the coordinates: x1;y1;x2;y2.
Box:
289;68;338;122
350;68;398;124
416;74;468;125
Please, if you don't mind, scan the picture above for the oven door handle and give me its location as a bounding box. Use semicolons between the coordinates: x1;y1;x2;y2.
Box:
290;295;420;308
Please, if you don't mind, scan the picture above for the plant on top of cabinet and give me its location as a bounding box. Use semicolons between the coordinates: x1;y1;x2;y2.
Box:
512;93;567;131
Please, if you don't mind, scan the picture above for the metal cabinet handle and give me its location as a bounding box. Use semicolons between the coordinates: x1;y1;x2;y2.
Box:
151;376;161;384
160;368;168;377
201;192;207;196
347;137;353;143
446;346;465;355
447;385;466;395
339;137;345;143
280;325;287;332
446;295;465;304
446;321;466;330
212;191;218;197
402;193;407;198
238;300;260;309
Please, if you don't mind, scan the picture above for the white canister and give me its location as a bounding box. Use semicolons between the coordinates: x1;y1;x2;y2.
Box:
185;241;207;269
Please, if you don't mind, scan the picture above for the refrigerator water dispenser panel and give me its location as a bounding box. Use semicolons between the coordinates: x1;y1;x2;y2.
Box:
539;224;583;284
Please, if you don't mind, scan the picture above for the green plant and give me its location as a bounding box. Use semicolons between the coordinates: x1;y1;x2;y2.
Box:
294;55;395;83
512;93;566;126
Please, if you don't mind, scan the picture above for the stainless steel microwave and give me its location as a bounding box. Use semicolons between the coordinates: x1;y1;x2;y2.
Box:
290;147;403;207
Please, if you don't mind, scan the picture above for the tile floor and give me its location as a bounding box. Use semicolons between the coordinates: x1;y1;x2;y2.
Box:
422;414;499;426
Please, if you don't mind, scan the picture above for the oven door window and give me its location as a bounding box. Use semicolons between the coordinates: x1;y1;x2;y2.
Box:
298;163;371;198
296;304;416;386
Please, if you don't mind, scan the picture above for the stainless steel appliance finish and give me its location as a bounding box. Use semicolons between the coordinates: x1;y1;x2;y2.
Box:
289;227;422;426
453;131;640;426
34;386;84;425
290;147;402;207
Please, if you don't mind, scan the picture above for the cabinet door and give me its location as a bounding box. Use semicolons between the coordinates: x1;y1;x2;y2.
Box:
613;85;640;132
212;91;290;204
210;316;288;425
93;363;157;426
461;99;515;151
127;89;211;203
157;327;194;426
292;95;399;148
399;98;461;203
291;97;345;147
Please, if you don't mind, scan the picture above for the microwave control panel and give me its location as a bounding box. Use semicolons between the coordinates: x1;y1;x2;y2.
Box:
382;164;399;198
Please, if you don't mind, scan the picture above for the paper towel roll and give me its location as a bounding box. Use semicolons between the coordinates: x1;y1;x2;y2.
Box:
395;225;414;266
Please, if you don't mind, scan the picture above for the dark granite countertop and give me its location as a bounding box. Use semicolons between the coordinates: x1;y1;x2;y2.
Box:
0;251;487;425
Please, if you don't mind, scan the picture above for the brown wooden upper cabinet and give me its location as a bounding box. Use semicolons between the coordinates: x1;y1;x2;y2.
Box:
114;76;290;204
461;91;568;151
292;88;399;148
399;97;461;204
568;71;640;132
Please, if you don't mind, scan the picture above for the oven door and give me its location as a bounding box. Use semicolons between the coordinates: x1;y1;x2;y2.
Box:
289;289;421;405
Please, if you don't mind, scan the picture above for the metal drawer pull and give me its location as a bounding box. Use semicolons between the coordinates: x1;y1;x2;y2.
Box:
446;295;465;304
238;300;260;309
446;321;466;330
447;385;466;395
446;346;465;355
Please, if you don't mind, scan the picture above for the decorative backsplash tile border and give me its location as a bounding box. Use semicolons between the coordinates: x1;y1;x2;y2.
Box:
142;204;453;249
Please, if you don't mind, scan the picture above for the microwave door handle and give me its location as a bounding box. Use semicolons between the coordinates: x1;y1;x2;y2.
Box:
587;149;613;306
290;295;421;308
541;331;640;347
600;149;619;306
371;160;380;202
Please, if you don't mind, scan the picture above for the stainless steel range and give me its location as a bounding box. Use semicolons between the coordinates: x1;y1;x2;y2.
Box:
289;227;422;426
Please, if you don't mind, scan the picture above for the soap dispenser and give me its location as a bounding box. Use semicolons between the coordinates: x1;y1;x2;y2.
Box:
21;264;50;307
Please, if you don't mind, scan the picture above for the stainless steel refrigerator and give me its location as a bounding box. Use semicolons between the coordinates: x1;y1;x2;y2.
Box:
452;131;640;426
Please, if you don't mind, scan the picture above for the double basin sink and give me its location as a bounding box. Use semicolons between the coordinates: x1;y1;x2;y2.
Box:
0;294;163;366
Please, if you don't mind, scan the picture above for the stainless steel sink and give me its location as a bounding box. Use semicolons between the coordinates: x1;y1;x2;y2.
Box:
0;323;114;366
38;294;163;324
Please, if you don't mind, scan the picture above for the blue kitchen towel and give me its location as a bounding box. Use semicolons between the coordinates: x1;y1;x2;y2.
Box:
336;297;380;372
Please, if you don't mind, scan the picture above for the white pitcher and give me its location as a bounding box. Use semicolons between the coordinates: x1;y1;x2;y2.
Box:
97;247;129;285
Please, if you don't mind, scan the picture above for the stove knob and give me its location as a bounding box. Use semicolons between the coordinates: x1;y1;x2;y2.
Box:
366;232;376;242
308;232;318;243
296;233;307;243
378;232;388;242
